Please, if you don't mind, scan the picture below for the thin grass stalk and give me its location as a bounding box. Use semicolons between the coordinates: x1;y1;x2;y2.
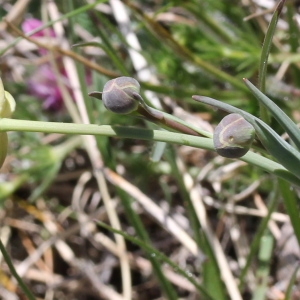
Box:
286;3;300;86
116;189;179;299
252;233;274;300
183;2;233;44
258;0;286;122
278;179;300;246
165;147;226;299
284;264;300;300
243;79;300;151
239;186;278;290
96;221;215;299
0;239;36;300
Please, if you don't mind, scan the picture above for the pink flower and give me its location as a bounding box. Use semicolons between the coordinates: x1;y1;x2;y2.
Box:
22;18;91;111
22;18;67;111
27;64;67;111
21;18;55;38
22;18;56;56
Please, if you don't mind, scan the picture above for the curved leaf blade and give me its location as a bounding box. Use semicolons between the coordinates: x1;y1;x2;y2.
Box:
254;119;300;180
244;78;300;150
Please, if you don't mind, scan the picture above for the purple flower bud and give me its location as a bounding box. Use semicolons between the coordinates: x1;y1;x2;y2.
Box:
90;77;141;114
213;113;255;158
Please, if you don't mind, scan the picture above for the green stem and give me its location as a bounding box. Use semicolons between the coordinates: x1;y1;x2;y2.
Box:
0;118;299;186
0;239;36;300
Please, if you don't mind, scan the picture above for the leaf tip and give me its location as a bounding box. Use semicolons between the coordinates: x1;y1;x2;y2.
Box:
276;0;286;15
192;95;201;101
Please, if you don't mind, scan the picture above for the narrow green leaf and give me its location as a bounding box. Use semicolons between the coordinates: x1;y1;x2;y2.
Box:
258;0;286;122
258;0;286;92
89;13;130;75
242;151;300;187
95;221;215;300
286;3;300;87
0;239;36;300
278;179;300;246
244;78;300;150
251;234;274;300
284;264;300;300
165;147;226;300
254;120;300;180
239;188;278;290
118;188;179;300
72;41;105;49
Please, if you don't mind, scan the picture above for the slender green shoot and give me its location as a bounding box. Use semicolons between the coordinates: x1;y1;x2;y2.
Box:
0;239;36;300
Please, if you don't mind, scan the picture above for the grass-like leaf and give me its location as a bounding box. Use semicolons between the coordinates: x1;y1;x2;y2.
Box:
117;188;179;299
239;189;278;290
251;234;274;300
0;239;36;300
95;221;215;300
72;41;126;73
258;0;286;122
244;78;300;150
278;179;300;246
165;147;226;299
258;0;286;92
254;119;300;180
284;263;300;300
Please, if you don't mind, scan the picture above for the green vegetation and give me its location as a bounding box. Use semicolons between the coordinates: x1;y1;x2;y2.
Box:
0;0;299;299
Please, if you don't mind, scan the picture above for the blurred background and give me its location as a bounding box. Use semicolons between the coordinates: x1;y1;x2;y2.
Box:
0;0;300;299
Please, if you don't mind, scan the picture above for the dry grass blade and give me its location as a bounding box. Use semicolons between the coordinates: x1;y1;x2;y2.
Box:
103;167;198;255
5;20;120;78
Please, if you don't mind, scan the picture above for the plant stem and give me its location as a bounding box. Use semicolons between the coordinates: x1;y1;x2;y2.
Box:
0;118;299;186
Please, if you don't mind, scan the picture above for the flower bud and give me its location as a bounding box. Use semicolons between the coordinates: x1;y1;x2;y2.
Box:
0;78;16;118
213;113;255;158
0;78;16;169
89;77;140;114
